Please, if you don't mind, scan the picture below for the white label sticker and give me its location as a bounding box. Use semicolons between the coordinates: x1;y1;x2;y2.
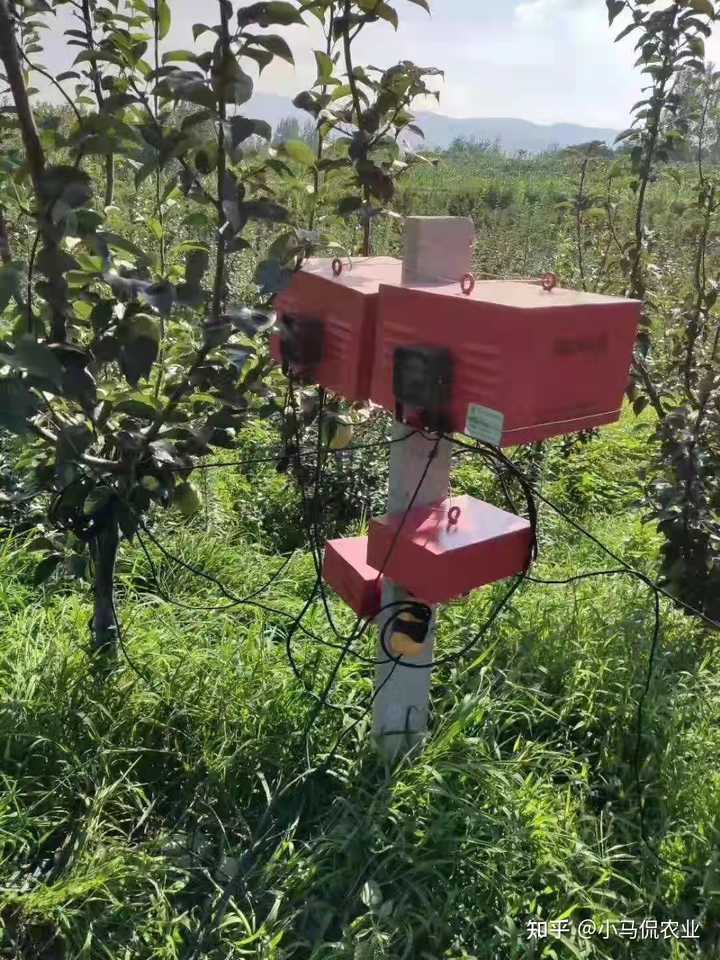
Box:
465;404;505;445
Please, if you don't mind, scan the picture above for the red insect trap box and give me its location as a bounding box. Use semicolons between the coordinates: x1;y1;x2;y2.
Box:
370;280;641;445
323;536;383;619
270;257;402;402
366;495;533;606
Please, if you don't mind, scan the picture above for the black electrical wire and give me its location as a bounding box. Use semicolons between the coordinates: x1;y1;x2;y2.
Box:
277;385;363;715
448;432;704;872
135;517;376;660
109;592;162;692
449;434;720;631
315;655;403;772
295;419;442;736
165;429;415;474
377;576;526;670
526;564;664;864
111;403;705;873
125;402;684;854
135;524;298;614
135;507;524;676
287;384;347;642
280;382;478;738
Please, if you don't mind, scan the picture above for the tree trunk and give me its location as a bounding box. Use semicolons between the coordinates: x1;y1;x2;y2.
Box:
0;1;45;190
80;0;114;207
104;155;115;208
90;517;119;654
0;207;12;264
0;0;68;341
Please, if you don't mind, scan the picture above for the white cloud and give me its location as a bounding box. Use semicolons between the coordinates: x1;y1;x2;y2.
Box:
29;0;678;129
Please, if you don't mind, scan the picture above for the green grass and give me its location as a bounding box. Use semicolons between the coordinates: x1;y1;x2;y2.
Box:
1;137;719;957
1;409;719;959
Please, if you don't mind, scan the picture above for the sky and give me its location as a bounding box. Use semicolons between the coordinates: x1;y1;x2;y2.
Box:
36;0;720;130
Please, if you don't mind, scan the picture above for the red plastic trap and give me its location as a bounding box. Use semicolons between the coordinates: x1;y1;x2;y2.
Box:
367;494;534;606
322;536;383;619
370;279;641;445
271;257;640;445
322;496;534;614
270;257;402;402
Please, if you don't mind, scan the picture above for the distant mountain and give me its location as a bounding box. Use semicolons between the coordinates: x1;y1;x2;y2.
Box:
245;91;619;153
413;113;619;153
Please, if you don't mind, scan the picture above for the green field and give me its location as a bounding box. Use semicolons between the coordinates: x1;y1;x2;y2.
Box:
2;0;720;954
2;277;719;958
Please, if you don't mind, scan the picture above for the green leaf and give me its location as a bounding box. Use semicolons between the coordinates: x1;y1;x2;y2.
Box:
0;378;39;434
141;283;176;316
255;259;293;296
224;305;275;337
157;73;218;110
293;89;330;116
330;84;352;102
11;336;64;386
249;34;295;65
606;0;625;25
38;165;93;216
100;232;152;268
174;481;201;518
185;248;210;287
281;138;316;166
338;195;363;216
33;553;63;585
0;262;23;313
195;147;217;175
314;50;334;84
73;49;124;68
405;0;429;10
61;365;97;404
162;49;197;64
213;52;254;105
685;0;714;15
57;423;93;462
243;47;274;72
141;475;162;492
226;116;272;145
203;321;233;348
357;0;398;28
356;160;394;202
157;0;171;39
114;399;158;419
127;313;161;343
120;336;159;387
237;2;305;28
192;22;211;40
241;200;289;222
117;501;138;541
83;486;114;517
689;36;706;57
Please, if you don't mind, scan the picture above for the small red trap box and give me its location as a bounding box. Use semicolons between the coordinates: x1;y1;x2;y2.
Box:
271;257;402;402
366;494;533;605
323;536;383;619
370;280;641;444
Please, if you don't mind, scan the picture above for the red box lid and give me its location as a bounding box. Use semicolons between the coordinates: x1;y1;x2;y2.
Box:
367;495;533;605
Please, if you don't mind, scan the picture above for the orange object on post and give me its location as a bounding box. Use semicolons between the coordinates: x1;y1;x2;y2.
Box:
366;494;533;606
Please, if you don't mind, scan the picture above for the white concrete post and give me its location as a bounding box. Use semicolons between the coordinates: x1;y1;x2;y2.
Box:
372;425;452;760
372;216;472;761
402;215;474;286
